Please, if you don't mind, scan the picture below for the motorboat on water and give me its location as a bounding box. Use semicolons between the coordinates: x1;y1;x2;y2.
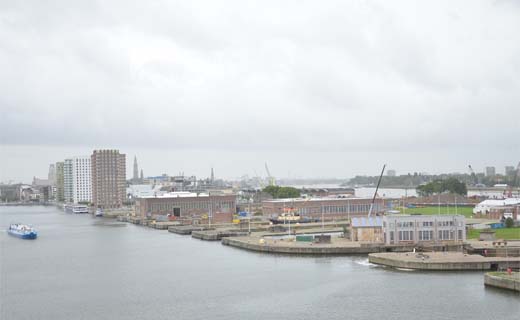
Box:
7;224;38;239
64;204;89;214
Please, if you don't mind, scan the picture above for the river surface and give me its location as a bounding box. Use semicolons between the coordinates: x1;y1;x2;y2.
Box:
1;206;518;320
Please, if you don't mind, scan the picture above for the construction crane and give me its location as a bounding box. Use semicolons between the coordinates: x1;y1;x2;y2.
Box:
368;164;386;217
265;162;275;186
468;165;478;186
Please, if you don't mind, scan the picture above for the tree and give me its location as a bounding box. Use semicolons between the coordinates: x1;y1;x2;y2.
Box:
416;178;467;197
504;217;514;228
262;186;300;199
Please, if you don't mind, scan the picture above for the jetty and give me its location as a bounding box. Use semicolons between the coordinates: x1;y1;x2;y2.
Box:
368;252;520;271
484;272;520;292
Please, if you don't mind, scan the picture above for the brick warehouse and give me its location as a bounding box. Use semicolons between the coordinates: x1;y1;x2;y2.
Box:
135;192;236;224
262;197;391;220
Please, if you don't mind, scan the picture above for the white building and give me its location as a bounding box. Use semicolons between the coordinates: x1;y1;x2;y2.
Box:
126;184;163;199
382;215;466;245
473;198;520;215
63;156;92;204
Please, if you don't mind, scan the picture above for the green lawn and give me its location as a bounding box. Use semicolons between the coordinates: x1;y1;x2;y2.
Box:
467;227;520;240
398;206;474;218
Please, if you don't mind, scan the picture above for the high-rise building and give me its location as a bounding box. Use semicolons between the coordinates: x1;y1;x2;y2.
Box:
63;156;92;204
55;162;65;202
505;166;515;176
485;166;496;177
91;150;126;209
140;169;144;181
133;156;139;182
63;159;74;203
48;164;56;184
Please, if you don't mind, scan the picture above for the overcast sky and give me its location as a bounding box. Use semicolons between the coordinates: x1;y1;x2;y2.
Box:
1;0;519;184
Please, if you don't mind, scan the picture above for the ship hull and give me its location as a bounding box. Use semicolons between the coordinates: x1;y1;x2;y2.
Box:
8;230;38;239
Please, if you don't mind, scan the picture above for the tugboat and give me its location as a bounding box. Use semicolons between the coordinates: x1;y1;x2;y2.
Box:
7;224;38;239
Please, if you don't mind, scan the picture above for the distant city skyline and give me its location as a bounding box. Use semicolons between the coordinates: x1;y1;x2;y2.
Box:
0;144;517;184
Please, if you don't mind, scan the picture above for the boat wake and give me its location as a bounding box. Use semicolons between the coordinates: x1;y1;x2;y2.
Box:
354;258;377;267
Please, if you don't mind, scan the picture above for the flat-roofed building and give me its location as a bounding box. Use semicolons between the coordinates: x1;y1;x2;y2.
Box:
135;192;236;224
382;215;466;245
350;216;383;242
262;197;389;220
55;162;64;202
62;156;91;204
91;150;126;209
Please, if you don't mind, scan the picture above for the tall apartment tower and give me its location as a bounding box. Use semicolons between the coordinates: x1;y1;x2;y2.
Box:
55;162;65;202
63;159;74;203
91;150;126;209
485;166;496;177
133;156;139;181
48;164;56;184
63;156;92;203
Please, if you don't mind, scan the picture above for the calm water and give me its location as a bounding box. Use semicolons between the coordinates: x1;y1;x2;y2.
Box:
1;206;518;320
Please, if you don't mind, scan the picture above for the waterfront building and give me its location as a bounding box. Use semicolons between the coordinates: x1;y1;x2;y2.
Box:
473;198;520;220
135;192;236;223
55;162;64;202
63;156;92;204
262;197;390;220
63;159;73;203
91;149;126;209
300;187;355;198
382;215;466;245
350;216;383;242
486;166;496;177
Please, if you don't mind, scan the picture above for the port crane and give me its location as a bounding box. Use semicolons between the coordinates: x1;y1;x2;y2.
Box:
368;164;386;217
468;165;479;186
265;162;276;186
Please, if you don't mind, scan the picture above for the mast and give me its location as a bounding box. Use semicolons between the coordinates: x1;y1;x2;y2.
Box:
368;164;386;217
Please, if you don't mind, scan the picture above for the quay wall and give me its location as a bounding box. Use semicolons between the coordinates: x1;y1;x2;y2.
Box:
368;254;491;270
222;238;379;254
484;273;520;292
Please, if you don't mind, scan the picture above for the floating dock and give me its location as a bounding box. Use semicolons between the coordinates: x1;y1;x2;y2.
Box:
368;252;520;271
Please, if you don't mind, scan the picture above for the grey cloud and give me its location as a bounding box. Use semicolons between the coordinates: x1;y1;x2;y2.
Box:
1;0;519;182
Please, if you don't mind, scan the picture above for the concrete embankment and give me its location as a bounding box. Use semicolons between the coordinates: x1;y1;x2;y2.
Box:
369;252;520;271
484;272;520;292
192;230;249;241
168;225;214;235
222;237;382;254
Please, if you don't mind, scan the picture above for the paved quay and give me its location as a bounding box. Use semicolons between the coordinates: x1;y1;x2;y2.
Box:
220;236;441;254
368;252;520;271
484;272;520;292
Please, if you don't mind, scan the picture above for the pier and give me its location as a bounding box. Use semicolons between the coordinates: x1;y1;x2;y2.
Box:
368;252;520;271
484;272;520;292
